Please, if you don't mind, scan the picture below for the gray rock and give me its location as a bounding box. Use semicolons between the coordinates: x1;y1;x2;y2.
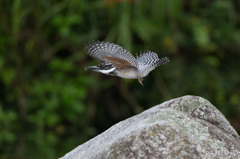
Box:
60;95;240;159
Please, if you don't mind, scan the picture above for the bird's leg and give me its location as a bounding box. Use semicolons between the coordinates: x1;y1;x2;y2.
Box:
138;78;144;86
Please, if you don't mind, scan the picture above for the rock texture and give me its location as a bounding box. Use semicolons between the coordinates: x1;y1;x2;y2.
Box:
60;95;240;159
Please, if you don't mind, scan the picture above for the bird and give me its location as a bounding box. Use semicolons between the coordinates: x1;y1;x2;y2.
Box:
84;41;169;86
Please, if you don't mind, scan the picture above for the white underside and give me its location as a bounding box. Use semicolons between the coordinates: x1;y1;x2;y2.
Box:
99;67;150;79
116;71;138;79
99;67;116;74
116;70;148;79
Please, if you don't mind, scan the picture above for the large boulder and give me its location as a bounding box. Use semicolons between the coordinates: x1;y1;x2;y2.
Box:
60;95;240;159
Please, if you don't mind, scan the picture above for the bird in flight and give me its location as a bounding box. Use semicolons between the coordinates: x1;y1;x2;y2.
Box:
85;41;169;86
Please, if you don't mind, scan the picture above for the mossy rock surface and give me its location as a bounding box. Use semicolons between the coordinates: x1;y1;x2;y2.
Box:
61;95;240;159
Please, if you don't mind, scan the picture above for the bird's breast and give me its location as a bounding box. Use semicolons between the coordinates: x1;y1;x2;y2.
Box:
116;68;139;79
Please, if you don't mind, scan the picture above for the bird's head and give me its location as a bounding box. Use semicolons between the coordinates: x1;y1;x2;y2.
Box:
85;64;117;76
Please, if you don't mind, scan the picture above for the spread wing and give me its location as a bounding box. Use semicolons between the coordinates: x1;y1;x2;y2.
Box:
84;41;138;68
136;51;169;73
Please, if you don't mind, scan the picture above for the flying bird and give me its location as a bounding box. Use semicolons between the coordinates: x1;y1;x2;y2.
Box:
85;41;169;86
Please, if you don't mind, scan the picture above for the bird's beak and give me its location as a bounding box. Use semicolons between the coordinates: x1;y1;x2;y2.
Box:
138;78;144;86
85;66;100;72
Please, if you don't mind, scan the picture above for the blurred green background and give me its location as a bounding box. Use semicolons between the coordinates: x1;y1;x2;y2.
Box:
1;0;240;158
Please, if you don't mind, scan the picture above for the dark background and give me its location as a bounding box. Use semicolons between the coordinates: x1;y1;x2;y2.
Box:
1;0;240;158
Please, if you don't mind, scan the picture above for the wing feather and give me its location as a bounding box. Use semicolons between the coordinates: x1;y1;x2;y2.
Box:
85;41;138;68
137;51;169;73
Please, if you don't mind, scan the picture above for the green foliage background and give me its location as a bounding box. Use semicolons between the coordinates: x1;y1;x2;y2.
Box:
1;0;240;158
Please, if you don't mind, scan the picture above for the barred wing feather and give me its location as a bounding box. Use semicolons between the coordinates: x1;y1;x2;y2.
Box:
136;51;169;73
85;41;138;68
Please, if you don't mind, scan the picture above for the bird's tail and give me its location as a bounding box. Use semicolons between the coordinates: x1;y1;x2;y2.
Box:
85;66;100;71
156;57;170;67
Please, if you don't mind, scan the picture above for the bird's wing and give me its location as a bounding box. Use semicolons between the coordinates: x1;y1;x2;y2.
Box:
136;51;169;73
85;41;138;68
